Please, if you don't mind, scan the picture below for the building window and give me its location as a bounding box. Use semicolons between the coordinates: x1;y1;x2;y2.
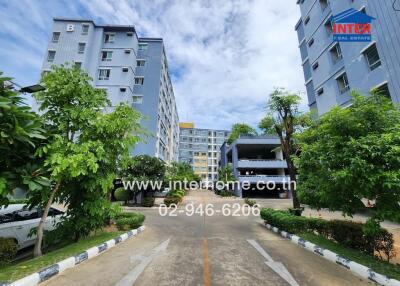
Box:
122;67;129;72
324;19;333;35
47;50;55;62
373;83;391;98
308;38;314;47
98;69;110;80
304;16;310;25
336;73;350;94
52;32;60;43
101;51;113;61
120;87;127;92
319;0;328;11
317;87;324;95
363;43;381;71
82;24;89;35
134;77;144;85
330;43;342;64
136;60;146;67
133;95;143;104
126;32;133;37
78;42;86;54
312;62;319;70
124;49;131;54
138;43;148;51
104;33;115;43
74;62;82;68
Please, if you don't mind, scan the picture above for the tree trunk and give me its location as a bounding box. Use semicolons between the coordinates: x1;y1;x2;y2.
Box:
287;159;300;209
33;181;61;257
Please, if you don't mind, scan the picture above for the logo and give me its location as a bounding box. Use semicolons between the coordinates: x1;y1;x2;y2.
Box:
332;8;375;42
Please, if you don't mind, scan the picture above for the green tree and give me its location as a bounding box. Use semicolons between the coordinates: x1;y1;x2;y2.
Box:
122;155;166;202
258;88;310;209
31;65;143;256
227;123;257;144
296;91;400;233
166;162;201;189
218;165;234;183
0;72;49;206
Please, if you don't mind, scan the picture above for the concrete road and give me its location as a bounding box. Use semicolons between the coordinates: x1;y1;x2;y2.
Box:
43;190;372;286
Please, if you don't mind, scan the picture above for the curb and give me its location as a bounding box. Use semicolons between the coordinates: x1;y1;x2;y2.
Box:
1;226;145;286
264;223;400;286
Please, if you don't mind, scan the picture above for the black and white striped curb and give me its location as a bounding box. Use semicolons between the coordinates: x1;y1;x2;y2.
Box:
1;226;145;286
265;223;400;286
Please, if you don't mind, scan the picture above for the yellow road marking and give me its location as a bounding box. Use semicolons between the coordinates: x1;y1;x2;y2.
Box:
203;238;211;286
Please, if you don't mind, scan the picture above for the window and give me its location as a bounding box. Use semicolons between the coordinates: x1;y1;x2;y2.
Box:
373;83;391;98
52;32;60;43
82;24;89;35
122;67;129;72
330;43;342;63
304;16;310;25
308;38;314;47
101;51;113;61
319;0;328;11
124;49;131;54
74;62;82;68
317;88;324;95
136;60;146;67
363;43;381;71
132;95;143;104
127;32;133;37
104;33;115;43
120;87;127;92
98;69;110;80
138;43;148;51
78;42;86;54
134;77;144;85
312;62;319;70
47;50;55;62
324;19;333;35
336;73;350;94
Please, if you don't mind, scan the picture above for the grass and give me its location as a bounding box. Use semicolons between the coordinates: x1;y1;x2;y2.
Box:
0;230;123;283
300;232;400;280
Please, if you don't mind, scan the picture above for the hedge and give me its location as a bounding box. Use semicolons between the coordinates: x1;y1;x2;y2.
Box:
260;208;395;260
0;238;18;265
164;196;181;207
115;212;145;231
142;197;155;207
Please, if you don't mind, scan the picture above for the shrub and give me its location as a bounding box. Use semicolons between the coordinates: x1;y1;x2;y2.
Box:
164;196;181;207
114;187;132;203
115;212;145;231
218;190;233;197
244;198;257;206
168;189;185;199
260;208;396;261
142;197;155;207
0;238;18;265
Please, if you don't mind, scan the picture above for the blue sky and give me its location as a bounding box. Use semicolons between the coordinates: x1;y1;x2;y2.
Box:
0;0;305;130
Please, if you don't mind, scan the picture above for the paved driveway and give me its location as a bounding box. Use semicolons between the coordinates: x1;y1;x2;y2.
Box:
43;190;371;286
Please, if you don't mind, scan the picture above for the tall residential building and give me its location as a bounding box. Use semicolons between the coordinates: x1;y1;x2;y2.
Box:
220;136;289;198
179;123;230;181
41;18;179;163
295;0;400;115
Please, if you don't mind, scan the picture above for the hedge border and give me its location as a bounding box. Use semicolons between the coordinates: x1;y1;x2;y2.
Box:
0;226;145;286
264;223;400;286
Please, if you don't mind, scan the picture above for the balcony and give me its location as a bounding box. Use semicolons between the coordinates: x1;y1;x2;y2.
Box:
237;159;287;169
238;175;290;184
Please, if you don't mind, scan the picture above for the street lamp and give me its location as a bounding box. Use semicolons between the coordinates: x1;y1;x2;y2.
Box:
19;84;46;93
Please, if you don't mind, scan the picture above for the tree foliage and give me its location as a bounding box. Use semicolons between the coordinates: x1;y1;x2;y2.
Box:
31;65;143;254
296;91;400;233
218;165;235;183
258;88;311;209
0;72;49;206
227;123;257;144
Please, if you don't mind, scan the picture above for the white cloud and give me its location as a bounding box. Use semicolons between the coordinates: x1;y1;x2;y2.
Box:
0;0;307;130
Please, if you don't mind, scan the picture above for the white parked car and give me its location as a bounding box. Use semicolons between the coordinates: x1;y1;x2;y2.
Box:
0;204;64;249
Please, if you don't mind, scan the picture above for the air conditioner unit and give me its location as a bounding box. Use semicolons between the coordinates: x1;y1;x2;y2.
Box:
66;24;75;32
